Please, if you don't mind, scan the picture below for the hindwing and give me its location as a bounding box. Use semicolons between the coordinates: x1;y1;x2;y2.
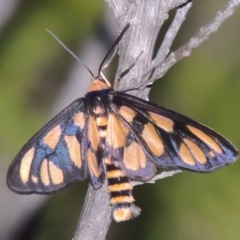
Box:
105;110;156;181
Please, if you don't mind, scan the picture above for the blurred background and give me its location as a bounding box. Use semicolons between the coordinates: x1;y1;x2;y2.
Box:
0;1;240;239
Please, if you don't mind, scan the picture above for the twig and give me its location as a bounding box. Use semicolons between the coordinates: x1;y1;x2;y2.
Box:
73;182;112;240
156;1;193;64
133;170;182;186
151;0;240;81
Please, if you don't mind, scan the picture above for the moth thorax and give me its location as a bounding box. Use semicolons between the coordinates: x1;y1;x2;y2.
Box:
93;104;108;138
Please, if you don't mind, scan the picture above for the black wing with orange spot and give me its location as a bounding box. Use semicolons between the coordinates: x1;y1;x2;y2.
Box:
7;99;91;194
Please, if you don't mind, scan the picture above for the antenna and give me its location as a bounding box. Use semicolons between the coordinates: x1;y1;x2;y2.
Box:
98;23;130;77
46;29;95;79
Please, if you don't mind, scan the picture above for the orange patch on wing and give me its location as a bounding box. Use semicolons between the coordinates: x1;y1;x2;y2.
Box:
106;114;127;149
183;138;207;164
88;150;101;177
73;112;85;129
119;106;136;123
142;122;164;156
179;143;196;166
20;147;35;183
31;175;38;183
41;159;50;186
150;112;174;132
88;116;99;151
43;125;61;149
124;141;146;170
209;151;216;158
64;135;82;168
49;162;64;185
187;125;222;154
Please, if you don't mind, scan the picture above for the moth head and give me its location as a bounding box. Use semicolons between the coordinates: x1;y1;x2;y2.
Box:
88;77;111;93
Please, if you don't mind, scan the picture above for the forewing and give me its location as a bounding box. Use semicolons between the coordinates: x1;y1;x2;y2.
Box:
7;99;89;194
86;115;105;189
113;92;238;172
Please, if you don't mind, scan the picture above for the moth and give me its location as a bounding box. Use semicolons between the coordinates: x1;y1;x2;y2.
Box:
7;24;238;222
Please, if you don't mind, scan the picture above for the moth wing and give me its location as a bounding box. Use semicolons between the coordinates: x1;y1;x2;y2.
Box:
7;99;89;194
86;115;105;189
113;92;238;173
105;108;156;181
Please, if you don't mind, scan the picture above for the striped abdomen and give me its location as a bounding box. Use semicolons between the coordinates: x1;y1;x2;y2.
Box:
105;157;141;222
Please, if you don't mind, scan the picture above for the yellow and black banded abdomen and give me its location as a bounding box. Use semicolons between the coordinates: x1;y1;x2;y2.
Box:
105;158;141;222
